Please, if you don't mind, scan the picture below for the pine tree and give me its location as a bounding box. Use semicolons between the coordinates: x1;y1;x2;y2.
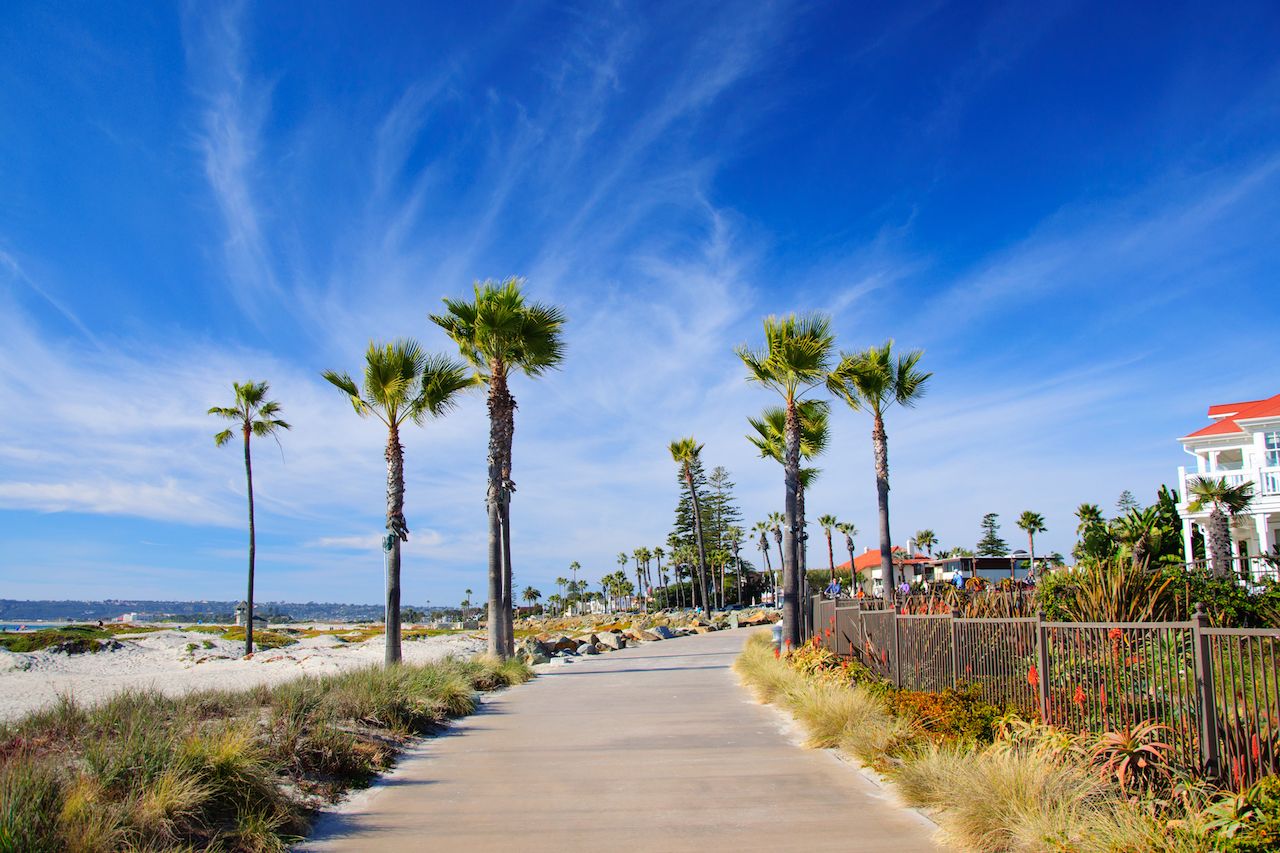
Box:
704;466;745;557
976;512;1009;556
1116;489;1142;515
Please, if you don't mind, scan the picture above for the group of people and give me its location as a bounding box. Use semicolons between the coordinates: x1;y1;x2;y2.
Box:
821;567;1039;600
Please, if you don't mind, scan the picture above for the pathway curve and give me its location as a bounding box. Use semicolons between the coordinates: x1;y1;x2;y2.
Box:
302;628;940;852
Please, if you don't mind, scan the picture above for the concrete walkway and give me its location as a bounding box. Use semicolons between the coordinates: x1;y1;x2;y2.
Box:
302;628;941;852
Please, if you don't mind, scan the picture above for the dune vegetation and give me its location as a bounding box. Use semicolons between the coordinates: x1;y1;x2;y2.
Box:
0;655;530;852
735;631;1279;852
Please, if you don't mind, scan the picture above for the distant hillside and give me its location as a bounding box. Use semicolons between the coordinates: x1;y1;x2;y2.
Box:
0;599;442;623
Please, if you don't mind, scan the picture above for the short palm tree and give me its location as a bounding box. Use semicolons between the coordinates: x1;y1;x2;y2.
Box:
768;511;785;584
653;546;666;598
522;586;542;612
669;437;711;610
817;514;839;576
208;381;291;656
737;314;834;644
1188;476;1254;577
828;339;931;593
753;521;774;597
323;340;471;665
914;529;936;557
1016;511;1047;572
1112;507;1162;568
726;526;744;604
430;277;566;658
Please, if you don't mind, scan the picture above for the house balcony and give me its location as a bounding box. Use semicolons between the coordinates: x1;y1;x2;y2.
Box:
1179;464;1280;501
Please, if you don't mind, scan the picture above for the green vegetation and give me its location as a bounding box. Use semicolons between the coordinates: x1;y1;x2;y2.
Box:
0;624;164;654
737;631;1280;852
0;656;531;851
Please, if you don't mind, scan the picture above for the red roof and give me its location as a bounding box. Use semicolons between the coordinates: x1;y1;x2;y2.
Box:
830;547;931;573
1183;393;1280;439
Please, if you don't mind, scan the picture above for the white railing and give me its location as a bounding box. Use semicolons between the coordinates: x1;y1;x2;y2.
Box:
1180;465;1280;498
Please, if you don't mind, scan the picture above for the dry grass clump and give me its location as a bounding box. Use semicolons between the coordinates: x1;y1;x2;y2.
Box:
0;655;532;851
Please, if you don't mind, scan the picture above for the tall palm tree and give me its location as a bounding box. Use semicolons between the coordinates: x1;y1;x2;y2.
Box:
737;313;835;645
669;437;711;610
1015;511;1047;573
569;561;580;594
914;529;936;557
817;514;839;576
828;339;931;593
323;341;471;665
1188;476;1255;577
836;521;858;590
208;381;291;656
752;521;774;599
653;546;666;602
768;511;785;591
431;277;566;658
633;547;648;611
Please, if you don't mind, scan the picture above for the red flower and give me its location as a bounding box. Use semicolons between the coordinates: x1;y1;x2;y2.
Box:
774;647;781;659
1253;733;1261;762
1072;685;1087;706
1108;627;1123;642
1027;666;1039;688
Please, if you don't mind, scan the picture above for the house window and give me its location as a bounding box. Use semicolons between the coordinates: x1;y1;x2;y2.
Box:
1267;431;1280;467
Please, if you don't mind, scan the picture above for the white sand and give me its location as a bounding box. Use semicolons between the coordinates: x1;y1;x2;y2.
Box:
0;628;487;722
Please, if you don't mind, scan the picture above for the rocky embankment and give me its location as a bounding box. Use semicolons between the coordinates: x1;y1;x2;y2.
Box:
513;608;779;664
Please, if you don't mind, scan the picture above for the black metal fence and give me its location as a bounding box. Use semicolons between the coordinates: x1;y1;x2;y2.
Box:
811;596;1280;786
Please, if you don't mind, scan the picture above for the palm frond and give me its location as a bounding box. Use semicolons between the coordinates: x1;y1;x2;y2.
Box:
213;429;234;447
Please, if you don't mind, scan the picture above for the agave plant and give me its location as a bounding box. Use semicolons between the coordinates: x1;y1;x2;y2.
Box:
1088;720;1173;794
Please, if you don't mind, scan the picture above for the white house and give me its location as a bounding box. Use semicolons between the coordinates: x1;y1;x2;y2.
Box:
1177;393;1280;574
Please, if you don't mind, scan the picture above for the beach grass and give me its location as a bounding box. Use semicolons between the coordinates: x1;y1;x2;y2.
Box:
0;624;167;654
0;654;531;851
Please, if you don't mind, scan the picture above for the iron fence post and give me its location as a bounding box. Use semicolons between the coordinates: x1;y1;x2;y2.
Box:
949;607;960;689
1035;610;1050;723
892;605;901;688
1191;602;1219;779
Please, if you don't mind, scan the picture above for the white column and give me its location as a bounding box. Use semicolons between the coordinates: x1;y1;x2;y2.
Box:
1182;517;1195;565
1257;513;1273;556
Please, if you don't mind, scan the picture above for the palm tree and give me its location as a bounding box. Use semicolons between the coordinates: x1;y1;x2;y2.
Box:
208;381;291;656
752;521;774;600
1075;503;1104;534
737;314;834;645
653;547;666;602
817;514;839;576
430;277;566;658
914;529;936;557
522;586;542;613
828;339;931;593
748;401;830;578
461;588;473;619
1112;507;1162;568
669;437;711;610
1188;476;1255;577
836;521;858;591
633;547;648;611
768;511;785;590
324;344;471;665
547;593;563;615
726;525;744;604
1015;511;1047;574
569;560;581;594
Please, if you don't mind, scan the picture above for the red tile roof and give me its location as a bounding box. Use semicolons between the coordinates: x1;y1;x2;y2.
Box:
1183;393;1280;439
829;547;931;572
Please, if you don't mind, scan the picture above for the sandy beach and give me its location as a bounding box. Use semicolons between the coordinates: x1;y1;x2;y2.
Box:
0;627;487;722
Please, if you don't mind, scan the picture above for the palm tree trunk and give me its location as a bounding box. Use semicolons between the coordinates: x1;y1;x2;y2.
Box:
385;424;406;666
485;365;507;658
242;427;255;657
1028;532;1035;575
781;400;802;646
1208;506;1232;578
826;530;835;574
872;413;894;595
687;472;710;610
500;498;514;655
845;538;856;593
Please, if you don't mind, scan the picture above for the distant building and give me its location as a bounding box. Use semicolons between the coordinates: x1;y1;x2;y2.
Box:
828;547;932;592
1177;393;1280;575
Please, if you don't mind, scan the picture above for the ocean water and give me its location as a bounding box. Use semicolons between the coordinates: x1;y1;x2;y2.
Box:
0;623;65;632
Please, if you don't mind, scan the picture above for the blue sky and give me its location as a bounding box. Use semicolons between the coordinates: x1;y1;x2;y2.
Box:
2;1;1279;606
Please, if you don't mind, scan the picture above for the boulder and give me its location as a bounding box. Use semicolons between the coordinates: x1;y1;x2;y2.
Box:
577;643;598;655
652;625;676;639
597;631;626;650
546;635;579;653
639;630;662;642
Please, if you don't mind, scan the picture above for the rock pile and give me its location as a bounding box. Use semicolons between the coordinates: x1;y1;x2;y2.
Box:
512;608;779;665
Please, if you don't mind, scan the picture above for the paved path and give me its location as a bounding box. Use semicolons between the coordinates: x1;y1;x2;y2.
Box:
303;629;940;852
